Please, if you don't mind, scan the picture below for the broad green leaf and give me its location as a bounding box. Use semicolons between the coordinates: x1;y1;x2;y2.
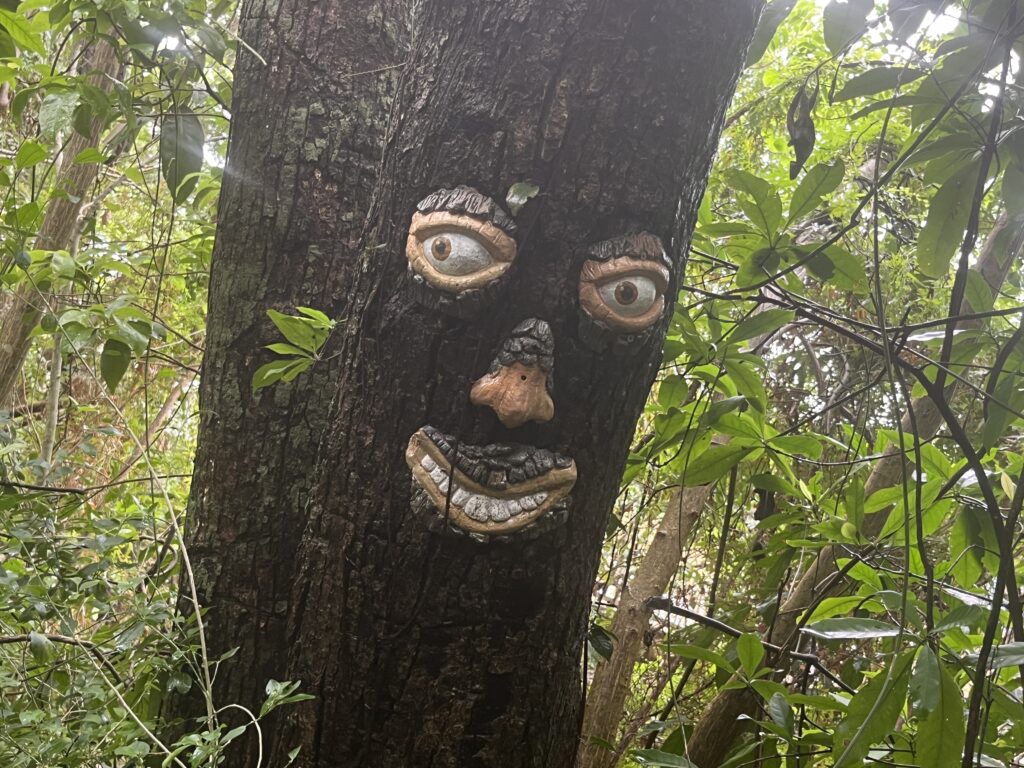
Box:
730;309;794;345
745;0;798;66
74;147;107;165
267;309;324;354
724;168;774;203
38;90;79;140
679;443;754;487
265;343;309;357
803;618;901;640
588;624;616;661
724;358;767;412
100;339;132;392
910;646;940;714
805;596;871;622
159;112;205;203
28;631;54;663
739;188;783;237
769;434;823;459
789;160;845;222
253;359;310;392
915;661;965;768
749;472;798;495
633;750;697;767
834;67;926;101
823;0;873;55
736;633;765;676
15;141;47;169
833;652;913;767
987;642;1024;670
917;164;978;279
767;692;794;735
0;9;45;55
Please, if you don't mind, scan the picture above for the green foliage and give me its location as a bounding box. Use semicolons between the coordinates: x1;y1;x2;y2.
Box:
606;1;1024;766
251;307;336;392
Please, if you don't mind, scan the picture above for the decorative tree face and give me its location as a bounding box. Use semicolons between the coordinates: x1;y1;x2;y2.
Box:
403;186;673;540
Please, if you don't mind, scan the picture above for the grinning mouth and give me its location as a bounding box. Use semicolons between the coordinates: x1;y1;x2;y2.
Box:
405;426;577;535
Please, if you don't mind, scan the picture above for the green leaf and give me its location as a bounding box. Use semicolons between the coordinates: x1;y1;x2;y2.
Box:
767;692;794;735
823;0;873;56
159;112;205;203
724;168;774;203
505;181;539;215
633;750;697;767
987;642;1024;670
38;90;80;140
267;309;326;355
769;434;822;459
100;339;132;392
588;624;616;661
266;343;309;357
910;646;940;715
915;661;965;768
917;163;978;279
833;652;913;767
0;9;45;55
74;147;108;165
679;443;754;487
28;631;54;663
730;309;794;345
736;633;765;676
746;0;798;66
789;160;845;222
834;67;926;101
803;618;901;640
15;141;47;169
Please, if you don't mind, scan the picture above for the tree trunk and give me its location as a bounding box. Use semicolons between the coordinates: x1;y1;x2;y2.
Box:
176;2;761;766
0;40;120;405
580;485;709;767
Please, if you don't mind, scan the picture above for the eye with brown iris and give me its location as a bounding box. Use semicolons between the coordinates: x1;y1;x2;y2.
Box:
614;281;638;305
431;236;452;261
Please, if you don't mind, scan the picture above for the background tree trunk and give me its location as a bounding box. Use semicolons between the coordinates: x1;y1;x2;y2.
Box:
0;40;120;405
177;1;761;766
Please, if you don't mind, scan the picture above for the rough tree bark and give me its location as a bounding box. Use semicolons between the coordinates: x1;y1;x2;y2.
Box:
176;2;762;766
684;212;1024;767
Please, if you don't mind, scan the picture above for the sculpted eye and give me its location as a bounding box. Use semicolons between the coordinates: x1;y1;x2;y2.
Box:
579;235;671;333
422;232;496;276
406;188;517;293
596;275;660;318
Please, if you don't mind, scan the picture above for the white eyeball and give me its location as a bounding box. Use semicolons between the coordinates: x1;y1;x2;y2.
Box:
596;275;659;317
422;233;495;276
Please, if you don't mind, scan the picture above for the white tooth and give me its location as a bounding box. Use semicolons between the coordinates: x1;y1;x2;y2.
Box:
430;466;447;484
533;493;548;505
452;487;471;506
421;455;437;472
489;500;511;522
437;476;450;494
464;495;490;522
506;499;523;517
519;495;539;511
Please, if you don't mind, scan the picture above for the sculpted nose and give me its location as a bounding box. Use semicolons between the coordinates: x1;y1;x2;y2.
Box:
470;318;555;429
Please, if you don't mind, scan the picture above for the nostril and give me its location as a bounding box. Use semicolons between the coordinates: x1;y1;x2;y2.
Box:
520;375;527;381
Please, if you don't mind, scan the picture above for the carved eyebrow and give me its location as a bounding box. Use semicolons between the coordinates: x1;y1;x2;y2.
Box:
415;186;518;236
585;232;672;271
